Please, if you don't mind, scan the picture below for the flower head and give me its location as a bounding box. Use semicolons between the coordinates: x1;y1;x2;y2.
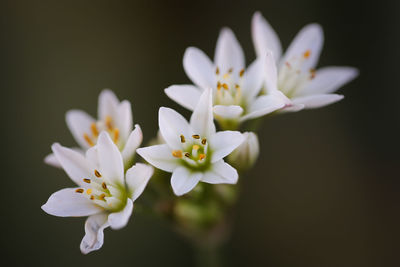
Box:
252;12;358;111
42;132;153;254
165;28;285;128
137;89;245;196
45;89;142;168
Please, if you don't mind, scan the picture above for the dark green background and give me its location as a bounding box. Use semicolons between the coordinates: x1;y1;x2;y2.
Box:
1;0;399;266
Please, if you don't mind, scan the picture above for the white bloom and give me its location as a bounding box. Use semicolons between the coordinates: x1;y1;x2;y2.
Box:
228;132;259;170
165;28;285;127
42;132;153;254
137;89;245;196
45;89;142;168
252;12;358;111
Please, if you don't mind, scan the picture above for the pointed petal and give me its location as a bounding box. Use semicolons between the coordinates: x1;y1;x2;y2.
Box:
209;131;244;162
281;24;324;70
165;85;201;111
42;188;102;217
252;11;282;61
214;27;245;74
213;105;243;119
190;88;216;137
52;143;95;187
108;198;133;230
136;144;179;172
240;95;285;121
115;100;133;143
126;163;154;201
122;124;143;166
292;94;344;109
241;58;264;100
263;50;279;93
300;67;359;95
98;89;119;121
171;167;201;196
183;47;216;89
97;132;124;185
44;153;61;168
202;160;238;184
66;110;96;149
80;213;109;254
159;107;192;149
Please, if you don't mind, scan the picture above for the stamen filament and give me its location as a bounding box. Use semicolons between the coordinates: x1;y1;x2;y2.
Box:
83;133;94;147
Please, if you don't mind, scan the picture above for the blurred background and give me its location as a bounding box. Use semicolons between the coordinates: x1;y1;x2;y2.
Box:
1;0;399;266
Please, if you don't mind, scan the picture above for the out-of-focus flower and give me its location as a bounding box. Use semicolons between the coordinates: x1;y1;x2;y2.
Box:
137;89;244;196
45;89;142;168
42;132;153;254
252;12;358;111
165;28;285;129
228;132;259;170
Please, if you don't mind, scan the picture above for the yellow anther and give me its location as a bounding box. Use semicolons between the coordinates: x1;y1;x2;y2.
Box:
303;50;311;59
83;133;94;147
86;188;93;195
90;195;95;200
75;188;84;193
99;193;106;200
216;67;220;75
199;154;206;160
102;182;107;189
113;128;119;143
223;73;230;80
83;178;91;184
94;170;102;177
184;152;190;158
105;116;113;130
192;134;200;139
180;135;186;143
172;150;183;158
310;68;316;79
193;145;200;150
217;81;222;90
235;84;240;89
239;69;245;77
90;123;99;137
228;68;233;73
201;138;207;145
222;83;229;90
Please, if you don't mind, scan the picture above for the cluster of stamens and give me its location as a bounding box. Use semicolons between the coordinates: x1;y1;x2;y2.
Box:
278;49;317;97
83;116;120;147
171;134;209;167
214;67;244;106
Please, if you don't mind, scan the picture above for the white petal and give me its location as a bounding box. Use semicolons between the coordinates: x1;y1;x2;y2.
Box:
214;28;245;74
241;58;264;100
80;213;109;254
252;11;282;61
108;198;133;230
190;88;216;137
170;167;202;196
183;47;216;89
136;144;179;172
240;95;285;121
292;94;344;109
209;131;245;163
52;143;95;187
164;85;201;111
44;153;61;168
42;188;102;217
213;105;243;119
159;107;192;149
115;100;133;143
202;160;238;184
122;124;143;166
281;24;324;70
97;132;124;185
85;146;99;167
263;50;279;93
66;110;95;149
98;89;119;121
126;163;154;201
300;67;359;95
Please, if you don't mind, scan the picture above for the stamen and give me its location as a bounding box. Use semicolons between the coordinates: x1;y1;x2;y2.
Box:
222;83;229;90
113;128;119;143
228;68;233;73
99;193;106;200
83;178;91;184
90;123;99;137
180;135;186;143
102;182;107;189
94;170;102;177
75;188;84;193
105;116;113;130
215;67;220;75
303;50;311;59
201;138;206;145
235;84;240;89
192;135;200;139
199;154;206;160
239;69;245;77
193;145;200;150
172;150;183;158
223;73;230;80
86;188;93;195
310;68;316;79
90;195;95;200
83;133;94;147
217;81;222;90
184;152;190;158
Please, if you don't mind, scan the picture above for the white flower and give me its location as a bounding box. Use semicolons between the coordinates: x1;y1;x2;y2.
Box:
42;132;153;254
252;12;358;111
45;89;142;168
137;89;245;196
228;132;259;170
165;28;285;127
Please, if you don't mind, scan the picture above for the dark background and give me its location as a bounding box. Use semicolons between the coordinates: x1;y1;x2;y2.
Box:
1;0;399;266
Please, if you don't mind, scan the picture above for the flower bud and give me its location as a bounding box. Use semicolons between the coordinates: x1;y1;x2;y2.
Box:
228;132;259;170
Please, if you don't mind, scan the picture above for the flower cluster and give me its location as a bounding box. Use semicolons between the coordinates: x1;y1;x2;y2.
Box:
42;12;357;254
